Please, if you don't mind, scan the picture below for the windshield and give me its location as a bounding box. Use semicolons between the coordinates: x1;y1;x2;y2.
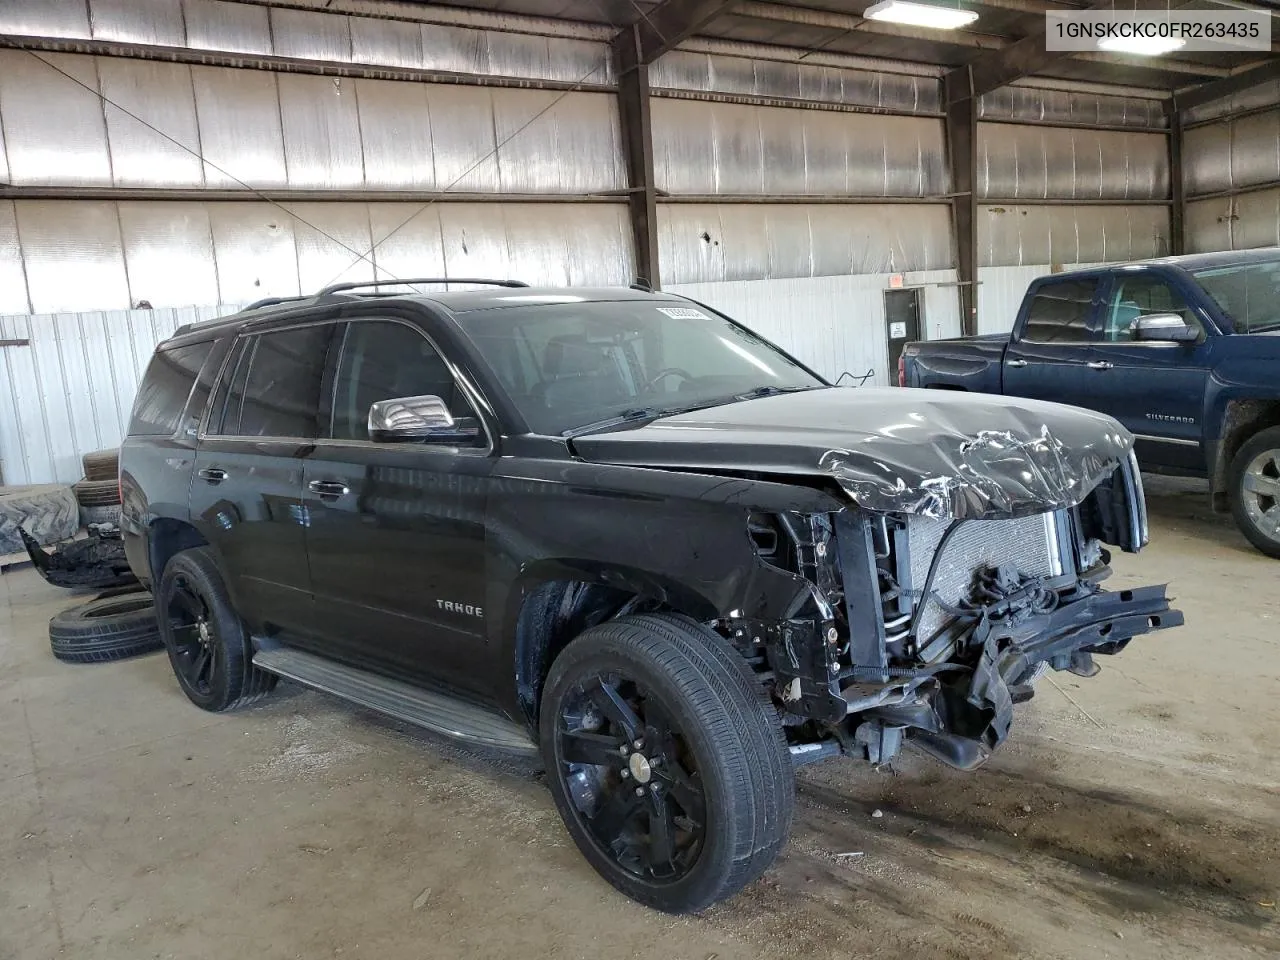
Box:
455;300;825;435
1192;257;1280;334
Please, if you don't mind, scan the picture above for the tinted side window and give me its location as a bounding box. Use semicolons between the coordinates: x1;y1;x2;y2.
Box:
213;325;333;438
128;342;214;437
1103;276;1200;342
1022;280;1099;343
329;320;480;442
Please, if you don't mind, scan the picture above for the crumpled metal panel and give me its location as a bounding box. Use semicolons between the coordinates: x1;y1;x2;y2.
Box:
278;74;364;189
979;204;1170;267
979;87;1165;129
98;59;203;187
284;202;377;291
649;50;940;114
90;0;185;47
0;52;111;186
425;85;500;192
15;201;130;313
184;0;271;54
357;79;436;190
653;100;946;197
1183;79;1280;124
271;7;352;62
207;204;300;305
493;90;623;193
659;203;951;284
192;67;287;188
349;16;424;68
0;0;90;38
979;125;1168;200
116;201;218;307
0;202;30;314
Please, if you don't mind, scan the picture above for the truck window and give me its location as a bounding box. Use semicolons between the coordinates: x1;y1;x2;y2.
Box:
128;341;215;437
1103;277;1200;342
1021;280;1098;343
210;325;334;439
328;320;481;443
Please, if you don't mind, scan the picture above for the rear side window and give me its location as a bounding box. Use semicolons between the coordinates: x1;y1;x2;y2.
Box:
210;325;334;438
128;342;215;437
1021;280;1099;343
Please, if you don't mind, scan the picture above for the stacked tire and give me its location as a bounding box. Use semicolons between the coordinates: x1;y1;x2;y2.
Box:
73;448;122;526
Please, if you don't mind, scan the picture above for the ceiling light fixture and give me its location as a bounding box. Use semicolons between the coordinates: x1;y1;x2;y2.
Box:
1096;34;1186;56
863;1;979;30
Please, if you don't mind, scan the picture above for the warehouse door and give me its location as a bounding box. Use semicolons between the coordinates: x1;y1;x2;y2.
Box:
884;288;921;385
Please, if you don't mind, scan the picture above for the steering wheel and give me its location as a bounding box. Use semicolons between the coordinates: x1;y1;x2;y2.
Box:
645;367;695;390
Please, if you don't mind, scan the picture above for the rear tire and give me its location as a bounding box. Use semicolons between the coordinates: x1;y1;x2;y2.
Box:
539;613;792;913
49;592;162;663
1229;426;1280;559
157;547;276;711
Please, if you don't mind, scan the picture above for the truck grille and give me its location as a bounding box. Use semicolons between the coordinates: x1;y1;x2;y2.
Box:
907;511;1066;648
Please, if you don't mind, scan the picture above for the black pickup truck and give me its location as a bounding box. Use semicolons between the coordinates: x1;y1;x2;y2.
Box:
902;250;1280;557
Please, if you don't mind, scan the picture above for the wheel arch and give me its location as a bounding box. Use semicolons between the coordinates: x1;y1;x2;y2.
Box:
147;517;209;585
1210;398;1280;510
505;561;721;726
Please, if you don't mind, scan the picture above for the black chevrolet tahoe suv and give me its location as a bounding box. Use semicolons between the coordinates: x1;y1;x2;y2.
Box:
120;279;1181;913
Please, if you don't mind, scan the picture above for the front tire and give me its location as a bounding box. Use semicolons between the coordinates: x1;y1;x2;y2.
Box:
539;613;793;913
1229;426;1280;559
157;547;276;711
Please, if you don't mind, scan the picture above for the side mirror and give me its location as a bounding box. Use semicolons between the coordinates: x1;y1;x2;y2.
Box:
1131;313;1198;343
368;395;481;444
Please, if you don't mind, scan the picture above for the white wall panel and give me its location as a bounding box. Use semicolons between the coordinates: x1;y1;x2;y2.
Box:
191;67;288;188
91;0;186;46
278;74;365;189
117;201;219;308
208;204;301;305
98;58;204;187
356;79;436;190
183;0;272;54
668;269;960;387
15;201;130;313
0;202;30;314
285;201;377;291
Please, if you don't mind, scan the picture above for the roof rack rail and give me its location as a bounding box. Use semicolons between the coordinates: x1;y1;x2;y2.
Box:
317;277;529;298
242;295;309;311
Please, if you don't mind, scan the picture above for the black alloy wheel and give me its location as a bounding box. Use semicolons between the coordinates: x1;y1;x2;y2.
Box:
165;572;222;699
540;613;793;913
554;672;707;884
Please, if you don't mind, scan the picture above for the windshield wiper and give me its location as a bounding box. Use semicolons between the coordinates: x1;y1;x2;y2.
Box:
561;408;668;439
733;384;820;401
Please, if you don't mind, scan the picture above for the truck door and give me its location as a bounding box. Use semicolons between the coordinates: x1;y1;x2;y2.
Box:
1002;277;1101;406
1085;272;1210;471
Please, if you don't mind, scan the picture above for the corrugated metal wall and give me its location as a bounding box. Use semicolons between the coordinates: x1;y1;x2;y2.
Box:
1182;83;1280;253
0;305;240;485
669;269;962;387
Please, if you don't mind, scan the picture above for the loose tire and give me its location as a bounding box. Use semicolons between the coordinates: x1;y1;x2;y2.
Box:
73;478;121;508
49;592;162;663
81;503;122;527
1230;426;1280;559
539;613;792;913
157;547;276;711
0;484;79;555
81;448;120;481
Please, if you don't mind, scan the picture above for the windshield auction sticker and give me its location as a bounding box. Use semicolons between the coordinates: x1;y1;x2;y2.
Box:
1045;11;1270;52
657;307;713;320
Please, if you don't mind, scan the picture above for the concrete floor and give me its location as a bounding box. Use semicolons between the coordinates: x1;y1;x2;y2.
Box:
1;477;1277;960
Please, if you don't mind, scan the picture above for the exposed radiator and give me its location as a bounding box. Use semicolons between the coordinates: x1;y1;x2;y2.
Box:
907;511;1066;648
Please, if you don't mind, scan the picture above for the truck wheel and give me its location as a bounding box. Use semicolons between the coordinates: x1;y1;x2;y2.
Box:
539;613;793;913
156;547;276;711
1230;426;1280;559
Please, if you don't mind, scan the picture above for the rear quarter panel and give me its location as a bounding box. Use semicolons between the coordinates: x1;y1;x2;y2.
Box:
903;335;1010;390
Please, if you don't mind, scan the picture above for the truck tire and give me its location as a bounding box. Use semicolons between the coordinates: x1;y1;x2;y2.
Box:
49;592;162;663
72;478;121;508
81;448;119;481
0;484;79;556
1229;425;1280;559
81;504;122;527
156;547;277;711
539;613;793;913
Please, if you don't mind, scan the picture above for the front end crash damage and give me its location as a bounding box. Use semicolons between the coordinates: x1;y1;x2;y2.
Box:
726;451;1181;770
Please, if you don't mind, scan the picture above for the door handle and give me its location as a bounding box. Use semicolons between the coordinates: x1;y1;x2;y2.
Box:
1086;360;1114;371
308;479;350;499
1006;359;1028;368
197;467;228;484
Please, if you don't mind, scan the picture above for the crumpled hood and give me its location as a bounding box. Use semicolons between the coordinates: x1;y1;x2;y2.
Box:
571;387;1134;520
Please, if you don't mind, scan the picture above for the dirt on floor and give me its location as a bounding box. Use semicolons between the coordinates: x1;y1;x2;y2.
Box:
1;475;1277;960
